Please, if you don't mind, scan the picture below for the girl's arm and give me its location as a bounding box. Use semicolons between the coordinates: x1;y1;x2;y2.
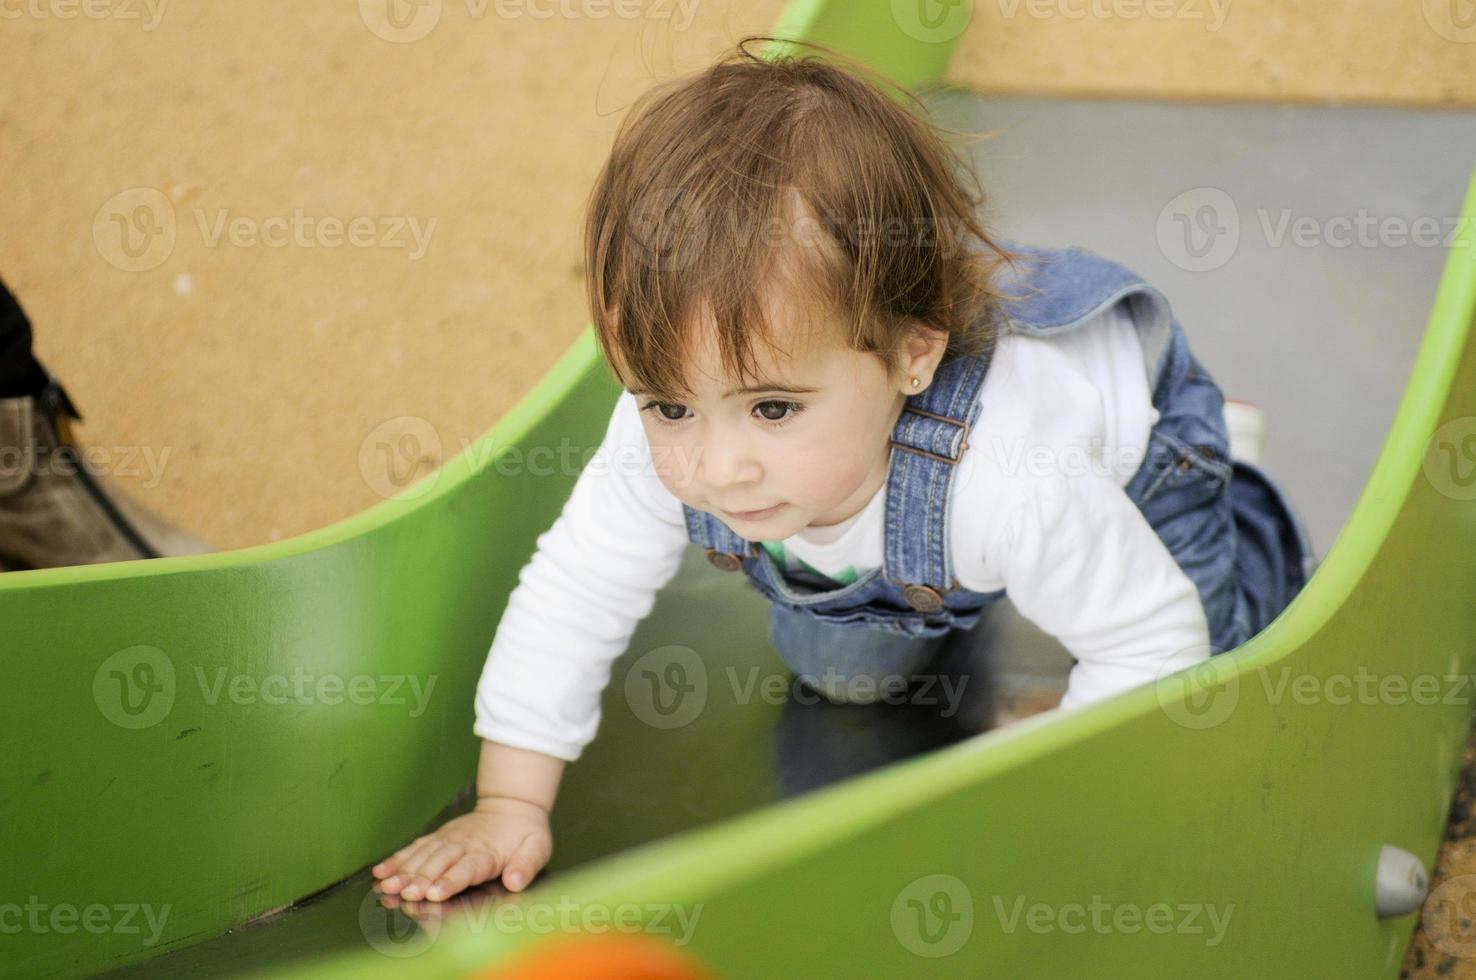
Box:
472;390;690;762
478;738;565;811
991;469;1211;712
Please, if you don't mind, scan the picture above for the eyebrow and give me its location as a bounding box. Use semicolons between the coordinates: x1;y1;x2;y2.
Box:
629;384;819;399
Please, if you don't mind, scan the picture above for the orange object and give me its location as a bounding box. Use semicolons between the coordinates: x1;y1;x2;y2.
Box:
469;933;717;980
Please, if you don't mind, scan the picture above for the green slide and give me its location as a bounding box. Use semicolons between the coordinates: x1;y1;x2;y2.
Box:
6;2;1476;977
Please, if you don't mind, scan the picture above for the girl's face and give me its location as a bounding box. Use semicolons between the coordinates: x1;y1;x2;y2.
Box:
630;295;947;541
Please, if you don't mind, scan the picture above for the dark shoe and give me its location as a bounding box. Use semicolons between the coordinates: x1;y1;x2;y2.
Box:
0;375;213;570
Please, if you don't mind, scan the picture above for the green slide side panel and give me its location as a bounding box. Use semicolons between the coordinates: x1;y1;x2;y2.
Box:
0;331;624;978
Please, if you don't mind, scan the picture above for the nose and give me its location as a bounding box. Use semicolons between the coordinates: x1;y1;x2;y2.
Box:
698;428;763;494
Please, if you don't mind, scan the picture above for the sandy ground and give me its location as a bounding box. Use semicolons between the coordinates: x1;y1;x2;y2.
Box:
2;2;1473;975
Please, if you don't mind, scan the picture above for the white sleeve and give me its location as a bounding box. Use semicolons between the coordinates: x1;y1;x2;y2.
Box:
987;471;1212;713
472;391;690;762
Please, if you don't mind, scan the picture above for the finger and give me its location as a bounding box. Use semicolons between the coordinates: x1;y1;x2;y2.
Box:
378;838;440;894
373;835;431;879
400;843;469;901
500;835;553;892
426;851;499;902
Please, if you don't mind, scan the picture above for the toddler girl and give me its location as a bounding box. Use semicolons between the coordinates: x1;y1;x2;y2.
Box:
372;37;1315;905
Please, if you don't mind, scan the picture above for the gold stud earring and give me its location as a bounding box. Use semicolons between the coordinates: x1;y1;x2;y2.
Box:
909;377;921;389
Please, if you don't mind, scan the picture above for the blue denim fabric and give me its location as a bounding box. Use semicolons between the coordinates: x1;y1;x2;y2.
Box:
682;240;1316;701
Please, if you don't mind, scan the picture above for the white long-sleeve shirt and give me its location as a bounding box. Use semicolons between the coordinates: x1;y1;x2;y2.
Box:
474;304;1211;761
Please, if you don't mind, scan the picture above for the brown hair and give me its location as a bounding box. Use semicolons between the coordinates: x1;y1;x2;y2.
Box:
583;35;1026;401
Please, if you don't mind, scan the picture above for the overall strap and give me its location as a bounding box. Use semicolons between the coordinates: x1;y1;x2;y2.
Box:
881;342;994;612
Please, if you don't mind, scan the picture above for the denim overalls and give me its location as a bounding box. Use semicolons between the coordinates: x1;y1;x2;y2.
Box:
682;241;1317;699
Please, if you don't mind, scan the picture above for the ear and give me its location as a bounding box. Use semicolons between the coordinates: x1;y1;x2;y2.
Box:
894;321;949;394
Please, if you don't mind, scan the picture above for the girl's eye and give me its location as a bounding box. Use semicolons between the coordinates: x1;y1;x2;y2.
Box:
647;402;688;423
754;400;804;426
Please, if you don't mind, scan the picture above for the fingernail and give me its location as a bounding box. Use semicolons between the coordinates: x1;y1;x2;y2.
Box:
427;886;442;901
505;872;523;889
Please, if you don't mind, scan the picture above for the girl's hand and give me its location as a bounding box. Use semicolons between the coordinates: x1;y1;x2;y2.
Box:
371;797;553;902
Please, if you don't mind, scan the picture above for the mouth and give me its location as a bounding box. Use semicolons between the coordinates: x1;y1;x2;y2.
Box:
722;503;784;521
